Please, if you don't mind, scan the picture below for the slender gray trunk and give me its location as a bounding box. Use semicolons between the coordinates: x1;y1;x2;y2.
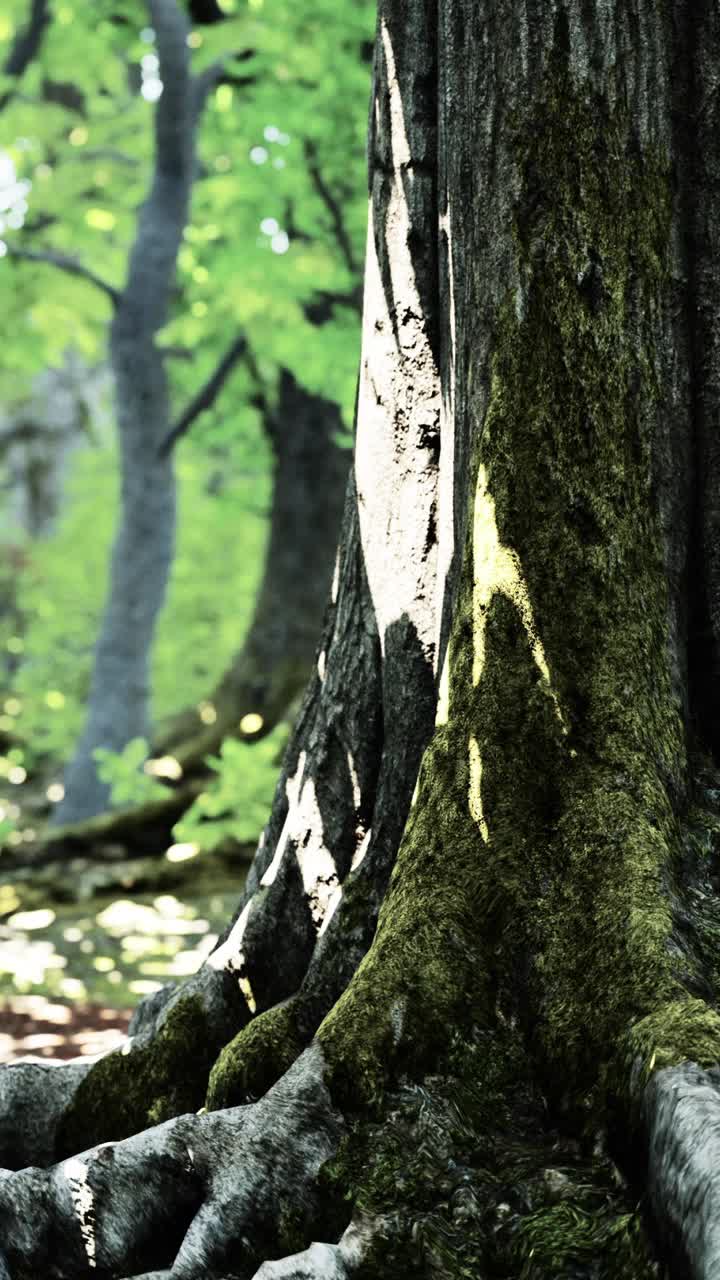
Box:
155;369;351;766
53;0;212;824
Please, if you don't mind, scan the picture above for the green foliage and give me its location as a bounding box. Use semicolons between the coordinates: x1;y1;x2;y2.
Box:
0;0;372;423
93;737;165;808
0;0;371;804
173;722;289;848
6;434;269;769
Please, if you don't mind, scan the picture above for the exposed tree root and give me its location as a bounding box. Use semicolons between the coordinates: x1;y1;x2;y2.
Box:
0;1045;343;1280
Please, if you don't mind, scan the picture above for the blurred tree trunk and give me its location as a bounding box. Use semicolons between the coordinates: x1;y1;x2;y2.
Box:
52;0;216;825
153;369;350;769
2;2;720;1279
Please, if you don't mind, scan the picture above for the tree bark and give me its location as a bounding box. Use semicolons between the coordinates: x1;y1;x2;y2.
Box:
1;2;720;1278
52;0;216;825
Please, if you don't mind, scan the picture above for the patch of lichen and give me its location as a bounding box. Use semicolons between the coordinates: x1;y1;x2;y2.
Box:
205;995;304;1109
320;1026;660;1278
56;995;226;1157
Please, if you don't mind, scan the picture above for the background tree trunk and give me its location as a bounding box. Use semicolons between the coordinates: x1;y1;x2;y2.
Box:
52;0;215;826
2;2;720;1279
154;369;351;768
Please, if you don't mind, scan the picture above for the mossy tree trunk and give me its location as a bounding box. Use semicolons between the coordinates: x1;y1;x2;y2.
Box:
2;1;720;1277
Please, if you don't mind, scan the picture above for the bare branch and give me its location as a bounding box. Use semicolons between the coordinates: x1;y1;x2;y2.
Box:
192;58;225;120
158;335;247;456
0;0;51;112
77;148;139;168
303;138;359;276
158;344;195;361
4;245;120;304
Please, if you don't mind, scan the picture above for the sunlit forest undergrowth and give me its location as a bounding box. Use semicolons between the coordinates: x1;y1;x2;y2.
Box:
0;0;372;1046
0;432;279;1008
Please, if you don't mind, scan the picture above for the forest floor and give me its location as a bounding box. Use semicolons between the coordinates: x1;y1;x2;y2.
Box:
0;994;131;1061
0;878;244;1062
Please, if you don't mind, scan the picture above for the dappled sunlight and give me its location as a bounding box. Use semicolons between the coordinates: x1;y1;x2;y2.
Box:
144;754;183;780
206;899;255;1010
259;750;339;926
0;887;234;1023
209;747;341;1005
436;203;456;656
0;994;130;1062
472;463;567;732
63;1157;97;1269
239;712;264;734
165;840;200;863
435;646;451;727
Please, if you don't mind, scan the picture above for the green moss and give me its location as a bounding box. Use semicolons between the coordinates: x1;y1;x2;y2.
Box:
514;1201;657;1280
205;996;305;1109
321;1026;660;1279
318;717;490;1109
618;997;720;1099
466;51;689;1115
57;995;233;1157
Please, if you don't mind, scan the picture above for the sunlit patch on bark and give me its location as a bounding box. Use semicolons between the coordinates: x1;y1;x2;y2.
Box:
472;462;567;733
436;205;456;665
239;712;264;734
63;1156;97;1268
434;646;451;727
144;754;182;779
207;899;254;1009
468;735;489;843
347;749;362;810
351;826;372;872
354;19;440;667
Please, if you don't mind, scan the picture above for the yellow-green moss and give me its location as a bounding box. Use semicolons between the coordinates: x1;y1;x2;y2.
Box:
205;996;305;1109
318;718;490;1109
619;997;720;1096
57;995;228;1157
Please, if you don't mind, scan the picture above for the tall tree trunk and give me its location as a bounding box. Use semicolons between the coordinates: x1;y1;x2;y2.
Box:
153;369;351;767
2;3;720;1279
52;0;215;825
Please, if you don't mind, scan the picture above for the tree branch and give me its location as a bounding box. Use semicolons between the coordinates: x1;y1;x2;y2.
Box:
192;58;225;120
303;137;359;276
158;334;247;456
4;245;120;304
0;0;51;112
